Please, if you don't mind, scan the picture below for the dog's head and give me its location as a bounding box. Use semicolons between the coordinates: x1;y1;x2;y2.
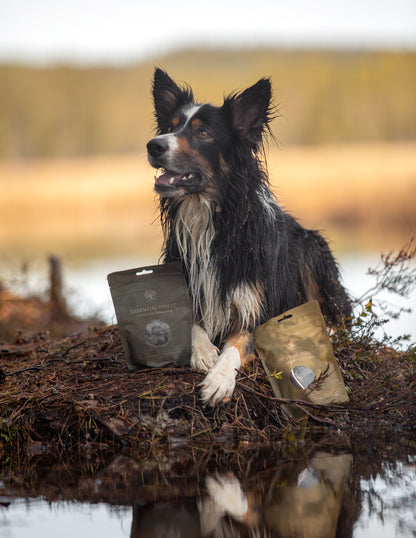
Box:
147;68;273;198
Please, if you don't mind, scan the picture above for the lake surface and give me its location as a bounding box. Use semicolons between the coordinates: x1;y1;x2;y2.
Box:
64;254;416;344
3;253;415;345
1;449;415;537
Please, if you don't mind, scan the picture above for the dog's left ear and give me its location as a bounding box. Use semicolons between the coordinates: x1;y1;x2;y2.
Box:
152;68;194;132
227;78;272;144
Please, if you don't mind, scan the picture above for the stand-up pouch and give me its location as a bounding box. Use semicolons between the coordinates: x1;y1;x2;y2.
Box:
254;300;348;419
107;262;192;369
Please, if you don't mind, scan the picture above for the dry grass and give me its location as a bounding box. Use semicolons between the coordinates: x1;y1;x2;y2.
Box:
268;142;416;250
0;154;161;259
0;142;415;260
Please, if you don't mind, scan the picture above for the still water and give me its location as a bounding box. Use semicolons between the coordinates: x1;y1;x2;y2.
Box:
1;502;131;537
65;254;416;343
3;253;415;343
1;451;415;537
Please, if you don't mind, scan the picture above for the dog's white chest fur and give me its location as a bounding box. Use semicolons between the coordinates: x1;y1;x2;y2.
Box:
174;195;221;340
174;195;262;341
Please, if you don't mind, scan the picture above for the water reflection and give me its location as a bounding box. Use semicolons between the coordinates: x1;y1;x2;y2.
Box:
131;474;260;537
129;453;352;537
1;448;415;538
264;453;352;537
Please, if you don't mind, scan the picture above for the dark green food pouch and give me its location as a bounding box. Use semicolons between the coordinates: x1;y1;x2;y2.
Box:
107;262;192;369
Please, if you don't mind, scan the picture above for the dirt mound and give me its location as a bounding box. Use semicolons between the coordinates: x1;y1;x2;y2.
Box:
1;323;414;458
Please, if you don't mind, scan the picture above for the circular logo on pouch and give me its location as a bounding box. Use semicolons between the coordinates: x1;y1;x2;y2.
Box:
145;320;171;346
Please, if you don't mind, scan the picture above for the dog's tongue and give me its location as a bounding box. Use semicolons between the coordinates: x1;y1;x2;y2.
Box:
155;171;182;186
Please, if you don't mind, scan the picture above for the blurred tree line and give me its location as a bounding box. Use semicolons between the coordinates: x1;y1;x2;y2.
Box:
0;49;415;159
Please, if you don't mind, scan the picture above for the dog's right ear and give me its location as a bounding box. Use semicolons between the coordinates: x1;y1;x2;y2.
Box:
225;78;273;146
152;68;194;132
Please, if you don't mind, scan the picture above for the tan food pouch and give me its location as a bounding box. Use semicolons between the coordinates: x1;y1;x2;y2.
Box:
254;300;348;419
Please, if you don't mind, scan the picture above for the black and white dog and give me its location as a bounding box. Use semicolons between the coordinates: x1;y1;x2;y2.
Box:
147;68;351;406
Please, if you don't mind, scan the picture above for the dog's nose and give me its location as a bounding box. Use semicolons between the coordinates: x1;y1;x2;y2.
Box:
147;138;168;158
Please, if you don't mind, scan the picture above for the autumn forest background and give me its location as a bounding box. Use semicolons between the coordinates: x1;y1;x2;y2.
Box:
0;50;415;158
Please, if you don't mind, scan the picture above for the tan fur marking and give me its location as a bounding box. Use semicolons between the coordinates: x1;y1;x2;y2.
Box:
176;136;190;152
191;118;203;129
224;331;255;368
174;137;214;179
192;152;213;175
171;116;180;129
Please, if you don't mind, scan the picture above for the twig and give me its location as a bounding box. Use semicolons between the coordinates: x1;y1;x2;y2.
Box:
4;355;116;376
62;341;86;358
235;380;354;413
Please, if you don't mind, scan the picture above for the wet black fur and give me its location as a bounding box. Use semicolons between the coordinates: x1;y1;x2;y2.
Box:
150;68;352;333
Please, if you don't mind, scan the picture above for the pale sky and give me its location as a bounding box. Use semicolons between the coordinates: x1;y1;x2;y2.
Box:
0;0;415;64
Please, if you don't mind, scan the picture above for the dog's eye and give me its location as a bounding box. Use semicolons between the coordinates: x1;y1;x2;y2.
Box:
197;128;210;139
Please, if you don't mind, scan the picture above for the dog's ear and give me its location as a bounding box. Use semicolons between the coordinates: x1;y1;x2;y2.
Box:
227;78;272;144
152;68;194;132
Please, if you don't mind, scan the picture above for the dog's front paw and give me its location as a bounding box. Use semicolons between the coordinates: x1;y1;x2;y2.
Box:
198;474;248;534
190;325;219;372
205;475;248;518
199;347;241;406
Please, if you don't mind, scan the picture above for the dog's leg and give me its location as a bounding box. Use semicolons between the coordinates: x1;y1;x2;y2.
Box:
190;324;219;371
200;331;253;406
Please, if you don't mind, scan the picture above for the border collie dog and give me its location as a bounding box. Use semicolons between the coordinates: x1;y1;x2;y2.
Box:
147;68;351;406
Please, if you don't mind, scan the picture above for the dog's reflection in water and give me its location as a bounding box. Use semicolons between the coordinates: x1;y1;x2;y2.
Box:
130;474;259;538
130;453;352;538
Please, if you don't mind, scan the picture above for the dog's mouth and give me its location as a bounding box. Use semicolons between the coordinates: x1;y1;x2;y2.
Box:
154;169;201;191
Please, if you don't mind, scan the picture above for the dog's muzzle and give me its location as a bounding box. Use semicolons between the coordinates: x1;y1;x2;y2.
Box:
147;136;202;195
